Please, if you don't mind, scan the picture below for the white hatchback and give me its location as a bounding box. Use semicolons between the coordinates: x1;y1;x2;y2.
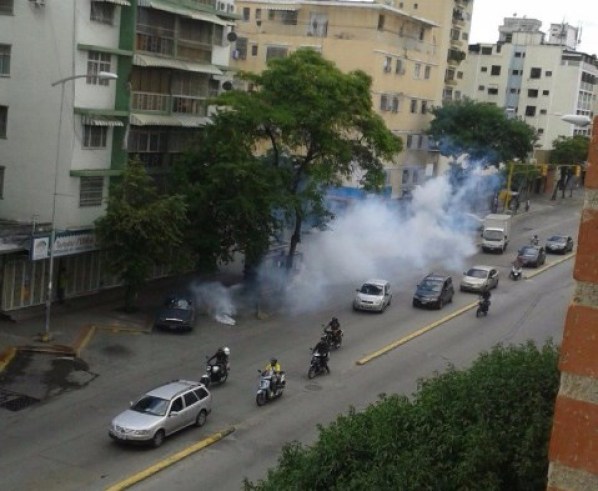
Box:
353;279;392;312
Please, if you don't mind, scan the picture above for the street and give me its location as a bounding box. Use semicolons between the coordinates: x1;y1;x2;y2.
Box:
0;197;581;491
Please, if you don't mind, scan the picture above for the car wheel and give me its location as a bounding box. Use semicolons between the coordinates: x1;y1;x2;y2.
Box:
195;409;208;427
152;429;165;448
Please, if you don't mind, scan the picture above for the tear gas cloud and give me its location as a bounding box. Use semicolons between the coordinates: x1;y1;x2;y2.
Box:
280;173;490;314
192;281;237;325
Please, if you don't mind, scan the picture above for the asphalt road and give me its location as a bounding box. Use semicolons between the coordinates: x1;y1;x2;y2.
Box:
0;198;581;491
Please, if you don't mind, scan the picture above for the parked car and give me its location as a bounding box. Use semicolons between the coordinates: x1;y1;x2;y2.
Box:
460;265;499;293
154;294;195;332
413;274;454;309
109;380;212;447
353;279;392;312
545;235;574;254
517;245;547;267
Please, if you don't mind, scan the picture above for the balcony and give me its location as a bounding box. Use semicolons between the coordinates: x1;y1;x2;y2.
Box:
132;91;209;117
172;95;209;116
132;92;170;112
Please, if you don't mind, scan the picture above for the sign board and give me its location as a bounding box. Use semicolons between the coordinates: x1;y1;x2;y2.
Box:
31;231;98;261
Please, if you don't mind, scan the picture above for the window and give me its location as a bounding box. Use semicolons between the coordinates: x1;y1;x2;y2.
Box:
194;387;209;400
0;44;10;76
457;71;463;79
83;125;107;148
515;51;523;58
451;29;460;41
90;1;114;24
410;99;417;113
79;177;104;207
235;37;247;59
488;87;498;95
421;100;427;113
542;90;549;96
378;15;385;31
184;391;199;406
406;135;413;148
242;7;250;21
481;66;487;72
383;56;392;73
530;67;541;79
419;27;425;41
545;70;552;77
491;65;501;76
424;65;431;79
525;106;536;117
504;34;513;43
308;13;328;37
528;89;538;97
417;135;423;148
481;47;492;55
395;59;403;74
537;128;544;134
87;51;112;85
265;46;288;61
413;3;418;9
478;85;485;91
0;105;6;138
540;109;547;114
509;88;518;94
512;69;520;75
171;397;183;413
380;94;388;111
391;96;399;113
0;0;13;15
251;44;258;56
255;8;261;20
414;63;421;78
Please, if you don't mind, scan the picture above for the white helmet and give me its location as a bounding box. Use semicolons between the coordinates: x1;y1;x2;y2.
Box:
223;346;230;356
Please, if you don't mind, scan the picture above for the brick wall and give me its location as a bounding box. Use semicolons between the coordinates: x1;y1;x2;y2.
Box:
547;117;598;490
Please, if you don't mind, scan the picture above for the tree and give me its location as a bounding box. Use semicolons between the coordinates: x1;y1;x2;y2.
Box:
550;135;589;164
244;340;560;490
95;160;189;310
428;99;537;166
206;48;402;267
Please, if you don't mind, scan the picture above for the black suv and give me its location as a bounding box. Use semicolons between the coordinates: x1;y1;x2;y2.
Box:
413;274;455;310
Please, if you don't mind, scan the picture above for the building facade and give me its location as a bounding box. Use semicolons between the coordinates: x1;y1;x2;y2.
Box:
231;0;474;198
0;0;237;314
459;17;598;160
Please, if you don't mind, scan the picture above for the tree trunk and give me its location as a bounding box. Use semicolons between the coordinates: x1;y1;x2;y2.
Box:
287;208;303;270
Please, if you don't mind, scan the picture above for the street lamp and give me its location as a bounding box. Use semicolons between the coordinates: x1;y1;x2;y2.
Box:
42;71;118;342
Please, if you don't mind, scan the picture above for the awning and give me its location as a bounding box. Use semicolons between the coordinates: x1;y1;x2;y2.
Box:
130;113;211;127
95;0;131;6
133;54;223;75
139;0;233;26
267;7;298;11
82;115;124;127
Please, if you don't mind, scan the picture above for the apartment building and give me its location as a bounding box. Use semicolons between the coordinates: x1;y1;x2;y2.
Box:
0;0;236;314
459;17;598;161
232;0;474;198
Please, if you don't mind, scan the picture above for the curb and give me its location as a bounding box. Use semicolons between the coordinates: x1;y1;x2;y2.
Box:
356;301;479;365
0;347;17;374
104;426;236;491
524;252;575;279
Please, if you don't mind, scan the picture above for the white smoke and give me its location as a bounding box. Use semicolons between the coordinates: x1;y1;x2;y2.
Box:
281;175;479;314
192;281;237;325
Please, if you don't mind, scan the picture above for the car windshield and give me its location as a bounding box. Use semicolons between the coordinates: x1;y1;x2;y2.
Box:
483;230;503;241
547;236;566;243
519;247;537;256
131;396;170;416
360;284;383;295
165;298;192;310
419;280;442;292
466;269;488;279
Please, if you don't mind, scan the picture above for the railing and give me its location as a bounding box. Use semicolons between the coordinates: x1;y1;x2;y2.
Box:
132;91;210;116
132;92;170;112
172;95;208;116
136;32;175;57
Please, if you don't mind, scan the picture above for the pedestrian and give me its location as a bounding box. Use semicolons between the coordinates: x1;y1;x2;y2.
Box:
525;199;530;212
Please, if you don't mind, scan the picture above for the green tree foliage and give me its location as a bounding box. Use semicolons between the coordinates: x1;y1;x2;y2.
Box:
244;340;560;491
95;160;188;310
428;99;536;166
550;135;589;164
195;48;402;267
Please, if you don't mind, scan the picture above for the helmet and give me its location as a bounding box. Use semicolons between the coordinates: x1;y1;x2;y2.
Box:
223;347;230;356
270;357;278;366
332;317;338;322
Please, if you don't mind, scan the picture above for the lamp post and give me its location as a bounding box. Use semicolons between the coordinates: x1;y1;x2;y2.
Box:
42;71;118;342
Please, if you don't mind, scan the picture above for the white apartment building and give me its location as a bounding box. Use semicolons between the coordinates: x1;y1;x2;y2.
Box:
0;0;236;314
459;17;597;160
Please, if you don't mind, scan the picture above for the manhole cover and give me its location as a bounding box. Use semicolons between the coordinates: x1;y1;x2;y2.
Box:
305;384;322;391
0;388;40;412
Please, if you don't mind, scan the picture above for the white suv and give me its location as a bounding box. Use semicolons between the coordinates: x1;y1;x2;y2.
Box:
109;380;212;447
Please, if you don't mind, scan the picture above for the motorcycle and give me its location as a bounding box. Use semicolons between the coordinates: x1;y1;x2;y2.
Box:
322;328;343;350
307;349;330;379
476;298;491;317
200;359;228;388
509;265;523;281
256;369;286;406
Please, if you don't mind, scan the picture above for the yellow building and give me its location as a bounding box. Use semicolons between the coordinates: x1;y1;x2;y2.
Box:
232;0;474;197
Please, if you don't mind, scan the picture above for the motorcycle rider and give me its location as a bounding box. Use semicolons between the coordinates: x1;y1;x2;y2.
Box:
264;357;283;395
479;289;491;313
207;346;230;375
531;234;539;246
313;336;331;373
324;317;342;345
511;258;523;278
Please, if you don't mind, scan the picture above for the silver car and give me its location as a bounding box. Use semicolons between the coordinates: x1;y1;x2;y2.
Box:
109;380;212;447
353;279;392;312
460;265;499;293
